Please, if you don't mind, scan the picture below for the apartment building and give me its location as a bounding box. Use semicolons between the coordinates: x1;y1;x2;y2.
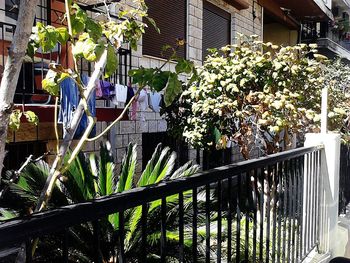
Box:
0;0;265;173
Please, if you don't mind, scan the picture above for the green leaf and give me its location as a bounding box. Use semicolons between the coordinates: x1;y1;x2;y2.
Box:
24;111;39;126
164;73;182;106
175;58;193;74
9;110;22;131
117;143;137;193
82;38;104;62
56;27;69;44
85;17;102;41
27;41;38;58
129;67;155;87
151;71;170;92
42;69;69;96
105;45;118;78
37;23;58;53
72;40;85;58
213;127;221;144
70;4;87;36
145;17;160;34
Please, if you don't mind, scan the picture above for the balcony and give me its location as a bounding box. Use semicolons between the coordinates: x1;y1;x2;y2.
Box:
0;1;131;135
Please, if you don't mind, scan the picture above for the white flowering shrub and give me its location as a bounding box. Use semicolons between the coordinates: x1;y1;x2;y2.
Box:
164;35;350;158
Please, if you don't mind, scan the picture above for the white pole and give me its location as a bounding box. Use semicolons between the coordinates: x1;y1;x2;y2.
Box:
321;87;328;134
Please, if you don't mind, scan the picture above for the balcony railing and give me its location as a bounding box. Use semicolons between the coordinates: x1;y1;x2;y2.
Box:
0;1;132;108
0;145;324;262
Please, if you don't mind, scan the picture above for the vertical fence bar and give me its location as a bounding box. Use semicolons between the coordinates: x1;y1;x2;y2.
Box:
245;172;250;262
307;152;312;254
236;173;242;263
277;161;283;263
287;160;292;262
312;151;318;247
291;158;297;263
252;169;258;262
299;155;305;260
93;220;101;263
63;228;68;263
316;150;321;246
141;203;148;260
282;160;287;263
227;179;232;263
265;166;271;263
118;211;125;263
26;239;32;263
161;197;167;263
193;188;198;262
295;157;301;262
206;184;211;263
217;180;222;263
179;192;185;263
258;167;264;262
271;163;278;263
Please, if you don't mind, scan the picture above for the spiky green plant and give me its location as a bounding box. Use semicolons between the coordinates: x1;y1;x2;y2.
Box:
0;142;201;262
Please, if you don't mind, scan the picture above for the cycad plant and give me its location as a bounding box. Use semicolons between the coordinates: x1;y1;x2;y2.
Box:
0;142;203;262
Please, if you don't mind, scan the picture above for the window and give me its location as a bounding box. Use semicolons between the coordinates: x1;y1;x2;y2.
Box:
203;1;231;60
143;0;186;58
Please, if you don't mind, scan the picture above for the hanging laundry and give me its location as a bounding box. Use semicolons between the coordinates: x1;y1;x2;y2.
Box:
95;80;103;98
115;83;128;103
138;88;149;121
159;94;165;111
126;85;135;105
99;80;113;99
58;74;96;139
148;91;162;113
130;87;139;121
138;89;149;111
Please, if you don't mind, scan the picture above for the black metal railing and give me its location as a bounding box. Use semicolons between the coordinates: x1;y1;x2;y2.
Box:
339;144;350;214
0;146;323;262
0;0;132;107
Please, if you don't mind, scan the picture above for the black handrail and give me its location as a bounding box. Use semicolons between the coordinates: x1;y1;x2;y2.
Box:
0;145;323;248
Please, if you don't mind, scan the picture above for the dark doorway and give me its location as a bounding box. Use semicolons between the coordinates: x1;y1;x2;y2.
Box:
142;132;188;170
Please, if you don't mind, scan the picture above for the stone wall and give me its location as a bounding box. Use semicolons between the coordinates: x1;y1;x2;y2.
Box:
6;0;264;172
112;0;263;172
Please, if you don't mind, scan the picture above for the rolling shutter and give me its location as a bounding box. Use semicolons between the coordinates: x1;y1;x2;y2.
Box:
143;0;186;58
203;1;231;60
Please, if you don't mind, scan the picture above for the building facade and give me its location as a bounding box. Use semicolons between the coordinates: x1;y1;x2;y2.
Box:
1;0;264;173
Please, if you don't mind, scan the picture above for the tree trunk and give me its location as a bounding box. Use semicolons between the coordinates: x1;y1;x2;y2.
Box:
0;0;39;179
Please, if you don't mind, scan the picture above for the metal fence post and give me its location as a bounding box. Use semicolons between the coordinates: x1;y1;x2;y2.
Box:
304;133;341;258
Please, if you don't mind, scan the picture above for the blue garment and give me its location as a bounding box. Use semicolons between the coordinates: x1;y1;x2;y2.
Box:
58;75;96;139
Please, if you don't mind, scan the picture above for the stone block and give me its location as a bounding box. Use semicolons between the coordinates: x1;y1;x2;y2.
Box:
117;147;127;163
115;135;124;148
129;133;142;146
189;5;195;16
136;121;149;133
143;111;156;120
139;57;151;68
120;121;135;134
148;120;158;133
123;134;129;146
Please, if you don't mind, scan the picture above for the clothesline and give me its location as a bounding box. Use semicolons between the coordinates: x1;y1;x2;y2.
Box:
58;74;165;138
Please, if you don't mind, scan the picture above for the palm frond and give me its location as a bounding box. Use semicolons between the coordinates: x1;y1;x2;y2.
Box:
117;143;137;193
63;152;95;202
138;143;163;187
98;141;116;196
0;208;18;221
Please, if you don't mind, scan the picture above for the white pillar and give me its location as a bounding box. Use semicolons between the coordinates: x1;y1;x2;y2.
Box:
304;133;341;256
